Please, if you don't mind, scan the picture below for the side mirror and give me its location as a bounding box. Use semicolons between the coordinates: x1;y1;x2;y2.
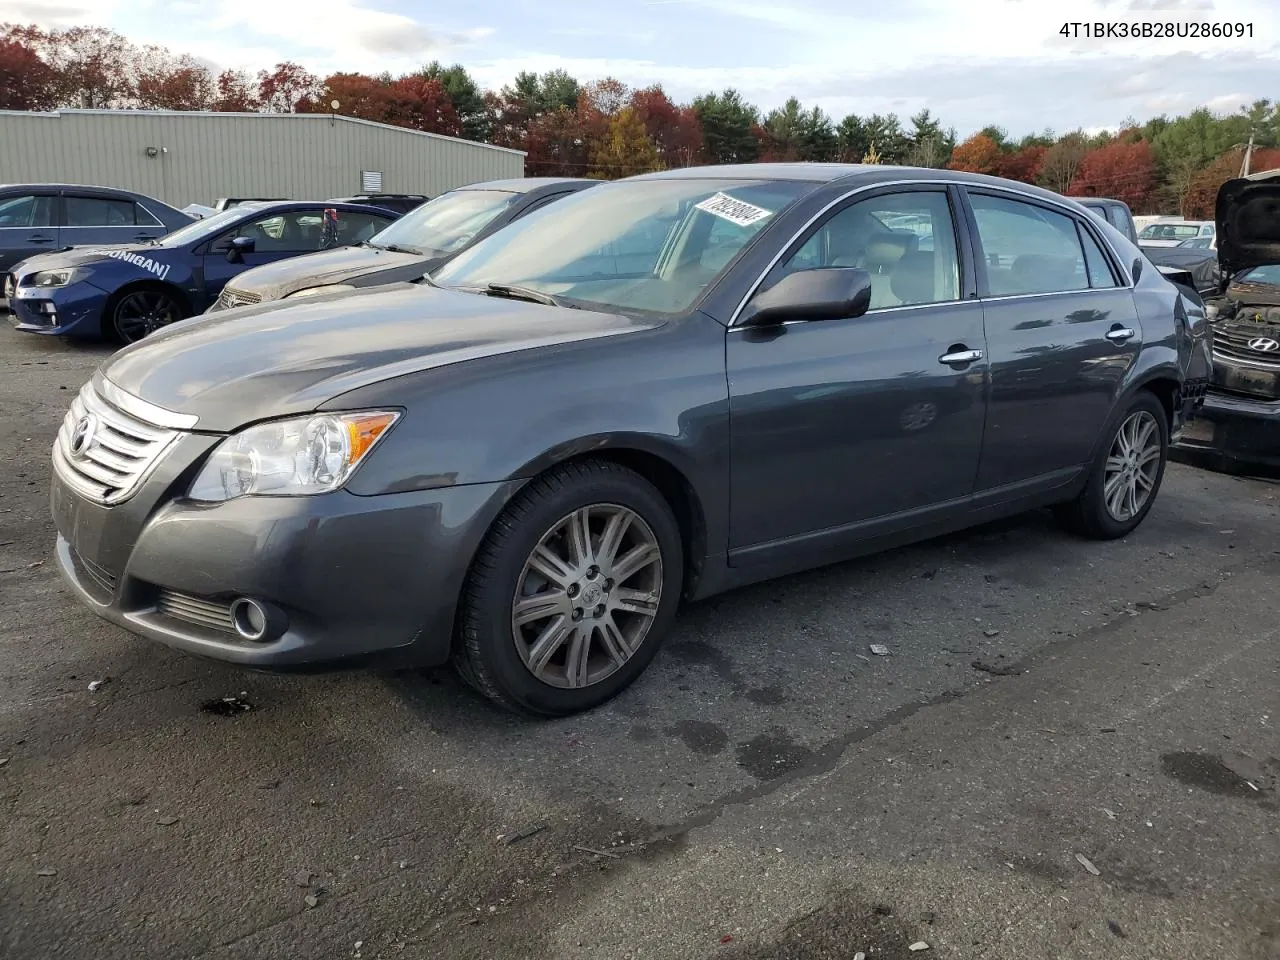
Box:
226;236;256;263
738;267;873;327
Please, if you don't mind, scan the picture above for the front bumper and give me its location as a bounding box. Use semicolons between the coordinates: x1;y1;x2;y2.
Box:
52;448;520;670
9;281;109;337
1173;389;1280;475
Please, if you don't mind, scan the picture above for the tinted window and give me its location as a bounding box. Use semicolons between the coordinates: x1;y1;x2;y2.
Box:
1078;225;1119;289
1138;222;1202;242
1240;265;1280;285
969;193;1089;296
65;195;138;227
775;190;961;309
134;204;162;227
332;211;393;246
0;194;55;228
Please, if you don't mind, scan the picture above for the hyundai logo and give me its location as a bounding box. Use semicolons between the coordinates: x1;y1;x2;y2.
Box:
69;414;97;458
1247;337;1280;353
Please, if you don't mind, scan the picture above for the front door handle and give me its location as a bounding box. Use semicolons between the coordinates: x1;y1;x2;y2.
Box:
939;347;983;366
1105;326;1135;343
26;234;54;243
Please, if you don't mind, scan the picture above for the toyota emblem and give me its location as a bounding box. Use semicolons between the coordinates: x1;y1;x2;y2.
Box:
69;414;97;458
1247;336;1280;353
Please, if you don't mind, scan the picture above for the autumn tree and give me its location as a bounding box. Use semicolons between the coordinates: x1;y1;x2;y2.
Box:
17;24;135;107
525;106;589;176
0;30;57;110
384;76;461;136
323;72;393;122
948;133;1001;175
1182;146;1280;218
1038;132;1089;193
212;69;260;111
135;49;215;110
997;145;1047;184
590;106;661;179
1067;140;1156;209
257;61;321;113
630;85;702;167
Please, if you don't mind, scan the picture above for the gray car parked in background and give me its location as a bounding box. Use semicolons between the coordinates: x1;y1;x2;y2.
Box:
0;183;192;275
48;163;1211;717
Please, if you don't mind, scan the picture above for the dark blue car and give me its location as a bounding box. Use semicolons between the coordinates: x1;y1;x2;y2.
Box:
7;200;399;343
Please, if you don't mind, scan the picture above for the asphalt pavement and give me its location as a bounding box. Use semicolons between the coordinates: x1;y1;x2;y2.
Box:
1;329;1277;960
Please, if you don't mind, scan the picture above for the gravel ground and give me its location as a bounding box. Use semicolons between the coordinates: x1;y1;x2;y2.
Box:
1;328;1277;960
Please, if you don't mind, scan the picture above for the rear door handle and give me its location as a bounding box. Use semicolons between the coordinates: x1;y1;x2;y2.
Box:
26;234;54;243
1105;326;1135;342
939;347;983;366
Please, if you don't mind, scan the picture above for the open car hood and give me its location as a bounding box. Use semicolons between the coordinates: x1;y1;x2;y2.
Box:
1216;168;1280;277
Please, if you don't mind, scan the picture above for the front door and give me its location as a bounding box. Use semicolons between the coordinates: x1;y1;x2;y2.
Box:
0;192;58;274
726;185;988;561
961;189;1142;492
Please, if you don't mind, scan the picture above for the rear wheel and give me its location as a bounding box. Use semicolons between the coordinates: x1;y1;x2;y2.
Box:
1056;391;1169;539
107;286;187;344
453;460;683;717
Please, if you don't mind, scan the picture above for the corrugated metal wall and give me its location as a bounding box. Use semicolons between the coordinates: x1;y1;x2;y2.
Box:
0;110;526;208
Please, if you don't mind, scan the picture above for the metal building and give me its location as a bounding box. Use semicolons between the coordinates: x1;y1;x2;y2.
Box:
0;109;526;208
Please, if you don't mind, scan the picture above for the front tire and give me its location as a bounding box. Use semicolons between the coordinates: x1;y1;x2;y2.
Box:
1056;391;1169;539
106;286;187;344
453;459;684;717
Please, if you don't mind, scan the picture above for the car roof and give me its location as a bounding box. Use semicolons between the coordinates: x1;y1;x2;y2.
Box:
232;199;399;214
454;177;598;194
0;182;163;200
629;163;1100;208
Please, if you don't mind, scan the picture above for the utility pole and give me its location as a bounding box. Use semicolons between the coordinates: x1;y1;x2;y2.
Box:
1240;131;1255;177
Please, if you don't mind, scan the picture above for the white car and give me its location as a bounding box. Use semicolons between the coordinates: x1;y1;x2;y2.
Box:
1138;219;1215;247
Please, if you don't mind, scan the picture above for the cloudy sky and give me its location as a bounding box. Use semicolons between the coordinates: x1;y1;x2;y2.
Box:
4;0;1279;137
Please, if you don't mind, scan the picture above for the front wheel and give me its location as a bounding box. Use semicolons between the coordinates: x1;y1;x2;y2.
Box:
453;460;684;717
1055;391;1169;539
108;287;187;344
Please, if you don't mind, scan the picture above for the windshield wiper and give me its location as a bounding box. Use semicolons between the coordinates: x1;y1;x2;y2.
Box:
382;243;424;255
483;282;571;307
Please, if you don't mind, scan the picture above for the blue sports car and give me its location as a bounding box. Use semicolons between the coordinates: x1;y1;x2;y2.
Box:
7;200;400;343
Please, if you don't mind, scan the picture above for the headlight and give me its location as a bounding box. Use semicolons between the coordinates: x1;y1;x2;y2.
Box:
188;411;400;502
285;284;356;299
32;268;84;288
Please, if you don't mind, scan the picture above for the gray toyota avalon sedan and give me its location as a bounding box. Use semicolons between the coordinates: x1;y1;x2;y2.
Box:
49;163;1211;716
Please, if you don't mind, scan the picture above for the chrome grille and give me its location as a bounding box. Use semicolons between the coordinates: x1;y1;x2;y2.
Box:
1212;321;1280;369
214;287;261;311
157;590;235;633
52;381;181;505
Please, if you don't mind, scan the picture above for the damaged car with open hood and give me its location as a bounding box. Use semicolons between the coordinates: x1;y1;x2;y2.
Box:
1174;169;1280;473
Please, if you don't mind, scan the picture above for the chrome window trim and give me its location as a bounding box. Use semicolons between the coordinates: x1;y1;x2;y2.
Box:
95;373;199;429
728;178;1135;328
726;297;977;332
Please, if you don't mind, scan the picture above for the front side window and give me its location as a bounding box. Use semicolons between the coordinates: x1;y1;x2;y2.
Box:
370;189;520;257
0;194;54;228
969;193;1090;296
157;207;247;247
64;195;137;227
433;178;812;316
214;210;351;253
772;190;961;309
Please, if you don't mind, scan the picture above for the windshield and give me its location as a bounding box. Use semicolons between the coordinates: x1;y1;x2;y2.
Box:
432;178;812;315
1240;264;1280;285
369;189;518;256
154;207;249;246
1139;222;1203;241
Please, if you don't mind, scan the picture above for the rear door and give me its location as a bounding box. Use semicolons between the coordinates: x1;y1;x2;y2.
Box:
0;191;58;273
61;193;165;247
960;188;1140;493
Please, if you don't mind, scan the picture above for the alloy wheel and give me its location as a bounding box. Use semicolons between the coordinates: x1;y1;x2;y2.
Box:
1103;410;1162;522
114;290;181;343
511;503;663;689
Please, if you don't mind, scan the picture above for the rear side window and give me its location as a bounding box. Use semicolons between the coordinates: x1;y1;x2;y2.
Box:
1077;225;1119;289
0;194;55;228
968;193;1090;296
134;204;163;227
64;195;139;227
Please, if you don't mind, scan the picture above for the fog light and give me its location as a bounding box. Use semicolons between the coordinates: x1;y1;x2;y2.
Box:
231;598;269;641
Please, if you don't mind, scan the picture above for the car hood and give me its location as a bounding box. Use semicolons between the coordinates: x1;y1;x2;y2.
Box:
101;284;662;432
226;244;436;300
1216;170;1280;276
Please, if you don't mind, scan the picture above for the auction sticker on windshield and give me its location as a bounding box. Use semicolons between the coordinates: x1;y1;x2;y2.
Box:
694;192;773;227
